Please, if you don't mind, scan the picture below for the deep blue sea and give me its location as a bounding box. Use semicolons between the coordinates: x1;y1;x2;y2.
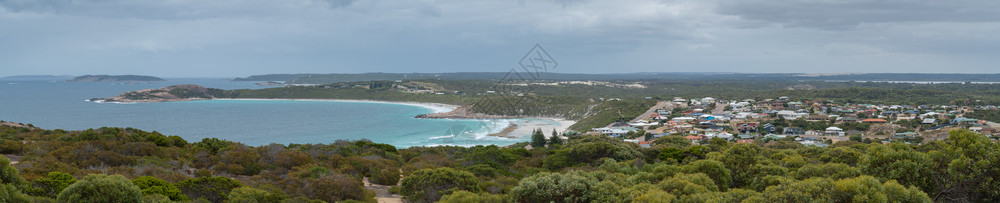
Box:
0;78;525;147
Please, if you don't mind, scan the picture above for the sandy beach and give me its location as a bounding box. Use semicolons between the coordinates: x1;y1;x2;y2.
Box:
502;118;576;138
212;98;576;141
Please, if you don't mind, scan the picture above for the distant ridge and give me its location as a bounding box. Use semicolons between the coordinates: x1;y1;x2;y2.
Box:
67;75;165;82
234;72;1000;84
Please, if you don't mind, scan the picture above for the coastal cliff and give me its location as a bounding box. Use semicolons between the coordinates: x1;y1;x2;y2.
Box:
89;84;220;103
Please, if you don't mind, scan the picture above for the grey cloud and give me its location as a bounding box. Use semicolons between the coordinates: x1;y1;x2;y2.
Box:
715;0;1000;29
323;0;355;8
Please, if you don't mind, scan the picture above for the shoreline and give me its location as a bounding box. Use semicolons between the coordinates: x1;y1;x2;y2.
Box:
213;98;460;113
89;97;577;146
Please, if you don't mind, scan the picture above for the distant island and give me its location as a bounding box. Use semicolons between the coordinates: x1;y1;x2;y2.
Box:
89;84;220;103
68;75;165;82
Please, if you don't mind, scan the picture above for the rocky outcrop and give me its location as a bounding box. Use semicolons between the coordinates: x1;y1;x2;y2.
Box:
90;84;217;103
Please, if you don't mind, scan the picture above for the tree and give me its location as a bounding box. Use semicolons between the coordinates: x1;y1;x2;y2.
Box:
371;168;401;185
548;130;564;146
0;184;30;203
658;173;719;195
401;167;480;203
510;172;596;203
175;176;243;203
0;156;27;187
658;147;684;163
56;174;142;202
794;163;860;180
859;143;931;194
721;143;761;188
849;135;863;142
683;160;733;190
531;128;547;148
0;156;30;202
227;187;286;203
653;136;691;148
28;171;76;198
438;190;507;203
924;130;1000;202
743;176;930;202
133;176;189;201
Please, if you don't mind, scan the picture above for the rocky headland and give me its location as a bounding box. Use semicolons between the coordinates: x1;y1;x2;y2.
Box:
89;84;218;103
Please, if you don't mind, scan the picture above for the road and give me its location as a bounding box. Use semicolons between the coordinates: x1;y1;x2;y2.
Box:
712;102;727;114
630;100;672;123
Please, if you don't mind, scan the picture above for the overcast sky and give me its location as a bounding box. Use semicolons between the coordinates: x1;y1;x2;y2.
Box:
2;0;999;77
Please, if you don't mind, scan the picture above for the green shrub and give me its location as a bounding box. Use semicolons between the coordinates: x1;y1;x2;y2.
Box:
56;174;142;202
133;176;189;201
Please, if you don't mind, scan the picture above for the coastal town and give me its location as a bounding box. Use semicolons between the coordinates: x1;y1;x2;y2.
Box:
588;96;1000;148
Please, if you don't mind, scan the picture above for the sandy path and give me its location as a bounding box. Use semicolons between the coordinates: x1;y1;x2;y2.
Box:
363;177;403;203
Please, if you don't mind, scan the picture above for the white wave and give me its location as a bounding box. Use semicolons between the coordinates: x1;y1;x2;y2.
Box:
426;135;455;140
86;99;135;104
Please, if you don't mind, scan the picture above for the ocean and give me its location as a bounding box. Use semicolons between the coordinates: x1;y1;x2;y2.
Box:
0;78;528;147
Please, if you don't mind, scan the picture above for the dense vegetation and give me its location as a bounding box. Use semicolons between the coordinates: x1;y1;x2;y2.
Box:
2;123;998;202
966;110;1000;123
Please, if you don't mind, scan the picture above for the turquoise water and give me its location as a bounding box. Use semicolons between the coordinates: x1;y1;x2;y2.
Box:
0;79;525;147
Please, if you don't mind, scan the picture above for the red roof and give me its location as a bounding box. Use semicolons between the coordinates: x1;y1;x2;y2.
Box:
638;141;651;145
737;139;754;144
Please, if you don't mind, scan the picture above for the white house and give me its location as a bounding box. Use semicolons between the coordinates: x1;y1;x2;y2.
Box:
825;127;845;136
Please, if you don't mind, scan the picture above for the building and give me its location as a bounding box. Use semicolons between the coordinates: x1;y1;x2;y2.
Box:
862;119;888;124
733;122;759;134
783;127;804;135
825;127;845;136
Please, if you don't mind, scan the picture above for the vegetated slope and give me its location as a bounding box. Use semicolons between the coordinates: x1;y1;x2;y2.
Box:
1;123;997;202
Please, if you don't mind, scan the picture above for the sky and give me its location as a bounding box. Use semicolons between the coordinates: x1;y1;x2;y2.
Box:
1;0;999;77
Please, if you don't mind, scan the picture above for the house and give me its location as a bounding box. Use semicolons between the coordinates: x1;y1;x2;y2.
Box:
952;117;979;125
862;119;888;124
777;110;808;120
761;123;776;134
922;118;937;125
980;127;998;136
701;97;715;104
825;127;845;136
764;134;787;140
894;132;918;138
592;127;629;137
837;116;860;123
738;134;756;140
784;127;804;135
805;130;823;136
800;140;830;147
684;135;705;144
807;115;828;122
733;122;759;134
638;141;651;148
672;117;697;122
